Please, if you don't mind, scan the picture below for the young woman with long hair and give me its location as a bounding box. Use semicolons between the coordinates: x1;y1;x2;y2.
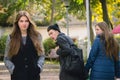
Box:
4;10;45;80
85;22;120;80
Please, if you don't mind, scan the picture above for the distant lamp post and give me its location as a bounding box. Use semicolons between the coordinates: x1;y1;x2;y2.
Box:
86;0;91;58
62;0;70;36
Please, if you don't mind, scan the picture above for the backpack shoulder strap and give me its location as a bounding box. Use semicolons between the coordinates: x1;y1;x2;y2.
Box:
62;36;83;60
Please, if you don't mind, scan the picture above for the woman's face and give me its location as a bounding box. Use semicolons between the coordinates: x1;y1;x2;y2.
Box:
18;16;29;32
48;29;59;40
95;25;103;35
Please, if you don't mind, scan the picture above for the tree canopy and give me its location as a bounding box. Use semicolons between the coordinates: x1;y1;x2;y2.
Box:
0;0;120;27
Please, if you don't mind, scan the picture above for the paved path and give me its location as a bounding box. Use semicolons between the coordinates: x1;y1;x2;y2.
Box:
0;62;60;80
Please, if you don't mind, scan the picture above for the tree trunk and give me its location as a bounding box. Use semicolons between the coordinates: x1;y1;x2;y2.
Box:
89;2;94;44
100;0;113;29
50;0;55;25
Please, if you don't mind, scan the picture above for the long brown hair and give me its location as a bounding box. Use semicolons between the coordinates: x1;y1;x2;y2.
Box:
95;22;119;61
8;11;43;58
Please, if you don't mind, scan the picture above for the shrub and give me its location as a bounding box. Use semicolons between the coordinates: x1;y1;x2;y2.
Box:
0;35;7;54
43;38;56;56
0;35;7;61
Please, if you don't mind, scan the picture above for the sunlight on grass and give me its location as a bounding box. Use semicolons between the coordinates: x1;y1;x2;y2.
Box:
45;60;59;64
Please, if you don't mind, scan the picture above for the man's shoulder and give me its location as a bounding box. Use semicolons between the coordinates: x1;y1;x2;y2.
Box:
57;33;66;39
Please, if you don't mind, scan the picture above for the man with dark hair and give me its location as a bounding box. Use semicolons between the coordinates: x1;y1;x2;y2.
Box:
47;23;86;80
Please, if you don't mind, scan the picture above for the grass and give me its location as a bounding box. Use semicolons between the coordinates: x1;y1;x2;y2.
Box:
45;59;59;64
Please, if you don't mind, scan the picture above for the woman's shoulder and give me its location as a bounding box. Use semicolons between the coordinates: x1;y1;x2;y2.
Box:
93;35;105;47
94;35;101;42
92;35;103;47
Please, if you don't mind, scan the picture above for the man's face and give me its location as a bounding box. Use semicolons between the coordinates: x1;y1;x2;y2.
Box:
48;29;59;40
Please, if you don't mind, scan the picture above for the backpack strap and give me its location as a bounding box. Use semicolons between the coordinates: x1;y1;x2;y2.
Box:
61;35;84;60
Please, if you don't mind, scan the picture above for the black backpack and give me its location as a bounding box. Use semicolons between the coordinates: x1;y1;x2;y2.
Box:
61;36;87;78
